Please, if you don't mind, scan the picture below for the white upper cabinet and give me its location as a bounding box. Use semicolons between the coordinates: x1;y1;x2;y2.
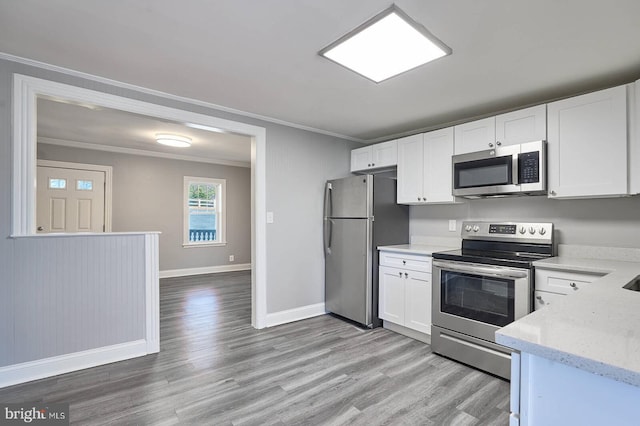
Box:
631;79;640;195
397;134;425;204
397;128;457;205
496;105;547;145
350;140;398;173
547;85;629;198
454;117;496;154
454;105;547;155
424;127;456;203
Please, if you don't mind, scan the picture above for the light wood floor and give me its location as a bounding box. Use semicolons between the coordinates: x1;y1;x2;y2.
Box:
0;272;510;425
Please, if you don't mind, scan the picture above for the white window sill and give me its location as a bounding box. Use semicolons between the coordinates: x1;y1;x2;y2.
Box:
183;241;227;248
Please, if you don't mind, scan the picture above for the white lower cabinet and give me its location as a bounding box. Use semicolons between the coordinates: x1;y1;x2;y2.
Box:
379;251;432;335
534;268;604;311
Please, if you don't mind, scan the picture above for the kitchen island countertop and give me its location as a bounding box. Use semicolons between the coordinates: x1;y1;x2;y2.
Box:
496;256;640;387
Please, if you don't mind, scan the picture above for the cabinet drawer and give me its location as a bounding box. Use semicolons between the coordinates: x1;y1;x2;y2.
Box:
535;268;603;295
379;251;432;272
534;290;566;310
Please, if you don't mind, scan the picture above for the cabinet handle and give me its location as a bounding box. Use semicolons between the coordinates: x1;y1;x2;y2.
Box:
37;226;44;231
402;260;406;265
399;272;402;277
417;197;421;201
549;190;556;196
404;273;408;278
570;282;577;289
372;162;375;166
422;197;427;201
368;163;372;167
536;295;543;300
496;141;502;146
488;143;494;148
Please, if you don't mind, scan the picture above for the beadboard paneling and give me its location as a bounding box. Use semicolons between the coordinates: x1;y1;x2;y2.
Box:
11;234;146;364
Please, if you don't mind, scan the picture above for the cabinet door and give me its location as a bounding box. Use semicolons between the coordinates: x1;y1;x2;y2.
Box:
397;134;425;204
350;146;372;172
534;290;565;311
496;105;546;146
379;266;405;325
404;271;431;334
372;140;398;168
424;127;456;203
547;85;628;198
454;117;496;154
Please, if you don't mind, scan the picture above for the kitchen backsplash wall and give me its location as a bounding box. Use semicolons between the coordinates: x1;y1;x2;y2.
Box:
411;195;640;248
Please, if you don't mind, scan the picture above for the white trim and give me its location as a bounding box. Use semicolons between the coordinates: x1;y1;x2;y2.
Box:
183;176;226;246
144;233;160;353
1;51;364;143
36;159;113;232
38;136;251;168
265;303;327;327
0;340;148;389
159;263;251;279
12;74;267;334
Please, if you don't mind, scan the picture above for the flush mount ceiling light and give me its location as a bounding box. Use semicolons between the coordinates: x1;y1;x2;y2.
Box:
156;133;192;148
319;5;452;83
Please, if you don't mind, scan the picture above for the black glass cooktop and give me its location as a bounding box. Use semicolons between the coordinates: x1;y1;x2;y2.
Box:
432;240;554;269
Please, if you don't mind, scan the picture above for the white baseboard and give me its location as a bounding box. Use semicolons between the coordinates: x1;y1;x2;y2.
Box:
159;263;251;279
266;303;326;327
0;340;148;389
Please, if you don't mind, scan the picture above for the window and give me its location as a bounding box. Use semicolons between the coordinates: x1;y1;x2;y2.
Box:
184;176;226;247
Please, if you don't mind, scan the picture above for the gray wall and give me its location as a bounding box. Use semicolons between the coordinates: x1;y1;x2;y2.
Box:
0;56;356;368
411;195;640;248
37;143;251;271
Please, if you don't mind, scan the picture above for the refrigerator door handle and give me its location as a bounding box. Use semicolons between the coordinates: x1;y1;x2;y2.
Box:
323;182;333;255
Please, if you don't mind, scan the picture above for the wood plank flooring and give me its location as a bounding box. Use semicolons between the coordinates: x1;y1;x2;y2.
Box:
0;271;510;425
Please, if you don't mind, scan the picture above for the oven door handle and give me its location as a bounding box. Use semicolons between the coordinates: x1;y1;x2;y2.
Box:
433;260;529;279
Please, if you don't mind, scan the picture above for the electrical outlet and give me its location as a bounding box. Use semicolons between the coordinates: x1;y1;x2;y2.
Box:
266;211;274;223
229;255;235;262
449;220;457;232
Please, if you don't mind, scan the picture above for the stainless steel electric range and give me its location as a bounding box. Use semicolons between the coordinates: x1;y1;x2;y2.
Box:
431;221;554;380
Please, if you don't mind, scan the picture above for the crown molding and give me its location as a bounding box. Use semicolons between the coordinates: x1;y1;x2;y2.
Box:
38;137;251;168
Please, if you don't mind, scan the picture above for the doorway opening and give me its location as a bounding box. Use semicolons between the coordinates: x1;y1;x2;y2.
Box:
12;74;267;329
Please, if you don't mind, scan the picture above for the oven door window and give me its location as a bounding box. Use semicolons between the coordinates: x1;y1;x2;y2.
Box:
440;270;514;327
454;155;513;189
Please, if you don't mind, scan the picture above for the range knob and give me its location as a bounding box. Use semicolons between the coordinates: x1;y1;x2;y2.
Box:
539;227;547;235
519;226;526;234
529;227;536;235
465;225;472;232
473;225;480;232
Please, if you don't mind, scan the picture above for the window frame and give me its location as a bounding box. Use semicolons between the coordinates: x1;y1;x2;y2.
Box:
183;176;227;247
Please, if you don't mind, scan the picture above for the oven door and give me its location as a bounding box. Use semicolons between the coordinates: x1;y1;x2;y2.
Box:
432;260;531;342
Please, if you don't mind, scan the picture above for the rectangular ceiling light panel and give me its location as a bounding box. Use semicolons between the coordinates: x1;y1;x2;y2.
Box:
320;6;451;83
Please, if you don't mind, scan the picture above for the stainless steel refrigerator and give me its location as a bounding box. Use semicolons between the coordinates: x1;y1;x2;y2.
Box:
324;174;409;328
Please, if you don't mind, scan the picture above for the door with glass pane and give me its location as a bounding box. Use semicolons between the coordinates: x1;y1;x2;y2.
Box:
36;166;106;233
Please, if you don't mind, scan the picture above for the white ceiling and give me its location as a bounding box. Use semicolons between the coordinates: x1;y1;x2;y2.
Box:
37;98;252;166
2;0;640;141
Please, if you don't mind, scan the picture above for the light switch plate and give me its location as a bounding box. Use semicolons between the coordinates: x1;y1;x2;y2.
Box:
266;211;274;223
448;219;456;232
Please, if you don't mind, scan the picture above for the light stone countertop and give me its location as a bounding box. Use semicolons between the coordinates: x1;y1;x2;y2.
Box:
377;243;459;256
496;255;640;387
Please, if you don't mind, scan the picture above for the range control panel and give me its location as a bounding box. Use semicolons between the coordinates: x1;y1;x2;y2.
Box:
462;221;553;243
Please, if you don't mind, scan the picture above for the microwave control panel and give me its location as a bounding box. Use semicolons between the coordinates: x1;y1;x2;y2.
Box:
518;151;540;183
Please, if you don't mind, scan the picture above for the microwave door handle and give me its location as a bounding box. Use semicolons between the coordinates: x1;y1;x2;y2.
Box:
433;261;528;279
512;153;519;185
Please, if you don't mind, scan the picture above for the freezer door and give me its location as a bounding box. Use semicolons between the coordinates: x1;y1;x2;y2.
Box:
326;175;371;218
325;218;371;326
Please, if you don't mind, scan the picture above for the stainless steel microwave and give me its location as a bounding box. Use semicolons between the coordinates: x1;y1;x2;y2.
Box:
452;140;546;198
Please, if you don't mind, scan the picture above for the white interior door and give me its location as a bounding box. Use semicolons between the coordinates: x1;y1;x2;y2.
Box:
37;166;106;233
